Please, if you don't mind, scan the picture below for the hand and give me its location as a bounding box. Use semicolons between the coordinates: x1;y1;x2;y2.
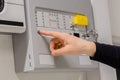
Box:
39;30;96;56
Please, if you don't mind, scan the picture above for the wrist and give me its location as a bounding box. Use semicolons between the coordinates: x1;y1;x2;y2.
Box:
86;41;96;57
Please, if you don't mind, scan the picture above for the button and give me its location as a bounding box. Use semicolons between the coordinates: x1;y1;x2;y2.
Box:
43;12;50;27
64;15;72;30
49;12;58;28
36;11;44;27
58;14;65;29
73;33;80;37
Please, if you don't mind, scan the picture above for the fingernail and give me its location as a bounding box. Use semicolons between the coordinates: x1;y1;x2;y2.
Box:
37;31;40;34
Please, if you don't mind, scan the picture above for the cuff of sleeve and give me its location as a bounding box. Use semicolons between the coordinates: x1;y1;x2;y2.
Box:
90;42;101;60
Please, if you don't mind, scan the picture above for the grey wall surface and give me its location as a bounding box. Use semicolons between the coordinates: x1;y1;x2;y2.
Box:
108;0;120;44
0;35;19;80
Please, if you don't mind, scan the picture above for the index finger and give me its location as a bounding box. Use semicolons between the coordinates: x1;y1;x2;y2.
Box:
38;30;64;39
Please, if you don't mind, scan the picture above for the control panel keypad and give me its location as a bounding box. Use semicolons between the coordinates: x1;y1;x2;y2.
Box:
35;9;74;30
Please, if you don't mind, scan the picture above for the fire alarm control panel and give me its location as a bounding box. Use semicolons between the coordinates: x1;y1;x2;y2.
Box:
13;0;98;72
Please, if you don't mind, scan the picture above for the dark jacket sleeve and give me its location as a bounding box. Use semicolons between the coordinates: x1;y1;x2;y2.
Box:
90;42;120;70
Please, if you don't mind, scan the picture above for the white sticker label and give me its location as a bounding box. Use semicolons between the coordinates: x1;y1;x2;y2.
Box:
79;55;92;65
39;55;55;65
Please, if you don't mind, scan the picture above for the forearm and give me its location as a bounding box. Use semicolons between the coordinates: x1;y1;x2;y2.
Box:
90;42;120;70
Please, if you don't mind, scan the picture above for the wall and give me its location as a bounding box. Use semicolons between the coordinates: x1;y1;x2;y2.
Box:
0;35;19;80
108;0;120;80
91;0;117;80
108;0;120;37
108;0;120;44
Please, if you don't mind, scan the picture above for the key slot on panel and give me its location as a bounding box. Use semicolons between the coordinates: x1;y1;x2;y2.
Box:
73;33;80;37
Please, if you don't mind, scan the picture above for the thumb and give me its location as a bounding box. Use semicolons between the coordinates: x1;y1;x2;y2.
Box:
51;46;70;56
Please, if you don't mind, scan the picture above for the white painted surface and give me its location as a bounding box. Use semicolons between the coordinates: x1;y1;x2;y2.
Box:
5;0;24;5
108;0;120;45
91;0;117;80
91;0;112;44
0;3;26;33
108;0;120;37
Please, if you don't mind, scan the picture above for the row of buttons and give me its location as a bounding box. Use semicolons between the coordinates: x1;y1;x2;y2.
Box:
36;11;73;30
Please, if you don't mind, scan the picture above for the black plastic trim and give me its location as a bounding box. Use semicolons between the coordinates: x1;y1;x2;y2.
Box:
0;0;4;12
0;20;24;27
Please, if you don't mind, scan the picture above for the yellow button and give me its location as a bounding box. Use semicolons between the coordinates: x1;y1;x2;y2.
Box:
73;14;88;26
